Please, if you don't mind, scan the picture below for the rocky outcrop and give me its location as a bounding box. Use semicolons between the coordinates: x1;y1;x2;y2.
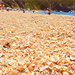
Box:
2;0;73;12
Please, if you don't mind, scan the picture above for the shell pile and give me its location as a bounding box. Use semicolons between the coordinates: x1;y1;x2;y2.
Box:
0;11;75;75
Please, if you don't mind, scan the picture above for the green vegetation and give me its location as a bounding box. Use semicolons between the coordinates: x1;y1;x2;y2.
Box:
2;0;73;11
3;0;18;8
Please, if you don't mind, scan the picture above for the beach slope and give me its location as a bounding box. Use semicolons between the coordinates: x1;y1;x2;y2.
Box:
0;11;75;75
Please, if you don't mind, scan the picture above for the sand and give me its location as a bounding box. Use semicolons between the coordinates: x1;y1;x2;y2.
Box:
0;11;75;75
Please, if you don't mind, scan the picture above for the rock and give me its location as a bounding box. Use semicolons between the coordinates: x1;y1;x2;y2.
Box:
3;42;10;48
0;28;4;30
11;43;16;47
11;31;14;33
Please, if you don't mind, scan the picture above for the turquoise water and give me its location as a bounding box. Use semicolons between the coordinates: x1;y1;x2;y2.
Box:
36;11;75;16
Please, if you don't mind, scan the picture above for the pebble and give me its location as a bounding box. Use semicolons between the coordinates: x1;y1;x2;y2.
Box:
11;31;14;33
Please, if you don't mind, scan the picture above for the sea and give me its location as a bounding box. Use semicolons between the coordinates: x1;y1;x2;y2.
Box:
36;11;75;16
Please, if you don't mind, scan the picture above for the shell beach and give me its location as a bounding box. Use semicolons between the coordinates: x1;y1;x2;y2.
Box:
0;11;75;75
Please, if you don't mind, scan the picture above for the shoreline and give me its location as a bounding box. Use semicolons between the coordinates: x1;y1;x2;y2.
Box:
0;10;75;17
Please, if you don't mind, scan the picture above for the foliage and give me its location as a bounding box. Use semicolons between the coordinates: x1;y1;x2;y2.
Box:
2;0;73;11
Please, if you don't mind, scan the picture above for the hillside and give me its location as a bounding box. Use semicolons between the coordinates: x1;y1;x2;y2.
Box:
2;0;73;12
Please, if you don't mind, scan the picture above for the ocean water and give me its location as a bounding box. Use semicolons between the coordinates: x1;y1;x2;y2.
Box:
36;11;75;16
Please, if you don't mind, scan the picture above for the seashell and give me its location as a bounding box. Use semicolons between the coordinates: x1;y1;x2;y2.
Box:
4;70;7;74
31;64;35;67
12;70;18;75
17;67;25;72
3;62;8;67
47;62;51;66
20;44;23;48
21;73;27;75
40;67;44;71
28;65;34;72
63;66;68;70
29;71;34;75
34;65;38;71
72;64;75;70
50;57;55;62
18;58;25;65
0;45;3;48
44;65;49;70
0;66;2;70
0;52;4;57
70;56;75;61
0;70;2;75
11;43;16;47
35;72;40;75
15;36;20;39
3;42;10;48
63;72;69;75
